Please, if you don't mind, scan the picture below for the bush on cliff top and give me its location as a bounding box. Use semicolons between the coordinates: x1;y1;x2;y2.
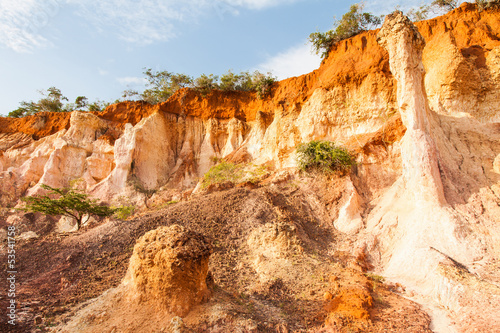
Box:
297;140;355;174
133;68;277;103
8;87;110;118
309;3;382;59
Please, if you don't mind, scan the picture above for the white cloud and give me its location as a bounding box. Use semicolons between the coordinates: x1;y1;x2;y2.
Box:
116;76;147;86
0;0;59;52
0;0;305;52
98;68;109;76
66;0;185;44
66;0;303;44
256;42;321;80
223;0;299;10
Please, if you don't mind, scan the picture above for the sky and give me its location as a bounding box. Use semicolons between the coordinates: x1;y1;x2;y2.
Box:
0;0;434;116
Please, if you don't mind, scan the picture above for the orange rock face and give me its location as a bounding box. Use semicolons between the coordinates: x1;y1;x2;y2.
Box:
1;3;498;141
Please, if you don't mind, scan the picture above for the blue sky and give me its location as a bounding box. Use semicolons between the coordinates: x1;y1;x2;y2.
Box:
0;0;432;116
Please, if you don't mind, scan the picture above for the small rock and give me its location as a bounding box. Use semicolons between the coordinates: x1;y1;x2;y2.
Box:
56;216;78;233
19;231;39;240
0;229;7;242
168;316;186;333
493;154;500;174
34;315;43;325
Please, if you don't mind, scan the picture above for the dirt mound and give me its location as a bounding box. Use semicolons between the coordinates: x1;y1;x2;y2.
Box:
124;224;212;316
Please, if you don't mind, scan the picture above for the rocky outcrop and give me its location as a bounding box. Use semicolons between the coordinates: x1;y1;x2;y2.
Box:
0;112;118;206
52;225;212;333
417;3;500;122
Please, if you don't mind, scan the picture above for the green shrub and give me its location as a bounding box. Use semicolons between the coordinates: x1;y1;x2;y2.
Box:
245;164;270;183
114;205;135;220
296;140;354;174
193;73;220;95
8;87;110;117
194;70;275;98
202;161;243;188
140;68;193;103
201;161;269;188
87;99;111;112
219;70;247;91
365;273;385;283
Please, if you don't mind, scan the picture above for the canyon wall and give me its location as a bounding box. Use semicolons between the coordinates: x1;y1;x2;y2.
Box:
1;3;499;332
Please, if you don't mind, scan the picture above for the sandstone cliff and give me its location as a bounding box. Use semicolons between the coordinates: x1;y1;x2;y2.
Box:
1;3;499;332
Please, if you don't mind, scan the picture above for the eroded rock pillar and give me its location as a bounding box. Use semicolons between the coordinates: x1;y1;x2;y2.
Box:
377;11;445;204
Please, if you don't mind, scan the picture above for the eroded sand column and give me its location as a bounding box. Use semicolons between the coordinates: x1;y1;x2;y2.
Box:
377;11;445;204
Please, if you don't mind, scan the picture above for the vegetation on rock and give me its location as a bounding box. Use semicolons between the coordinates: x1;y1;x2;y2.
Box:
431;0;459;11
7;69;275;118
202;161;243;189
21;184;116;230
309;3;382;59
139;69;194;104
420;0;500;18
127;68;277;103
8;87;110;118
202;161;269;189
297;140;354;174
309;0;499;59
113;205;135;220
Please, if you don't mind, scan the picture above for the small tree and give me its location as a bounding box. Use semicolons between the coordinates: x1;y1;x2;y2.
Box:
7;87;96;117
193;73;220;95
8;101;39;118
406;4;431;22
74;96;89;110
251;71;276;99
141;68;193;104
37;87;69;113
87;99;111;112
219;70;242;91
309;3;382;59
431;0;459;11
21;184;116;230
